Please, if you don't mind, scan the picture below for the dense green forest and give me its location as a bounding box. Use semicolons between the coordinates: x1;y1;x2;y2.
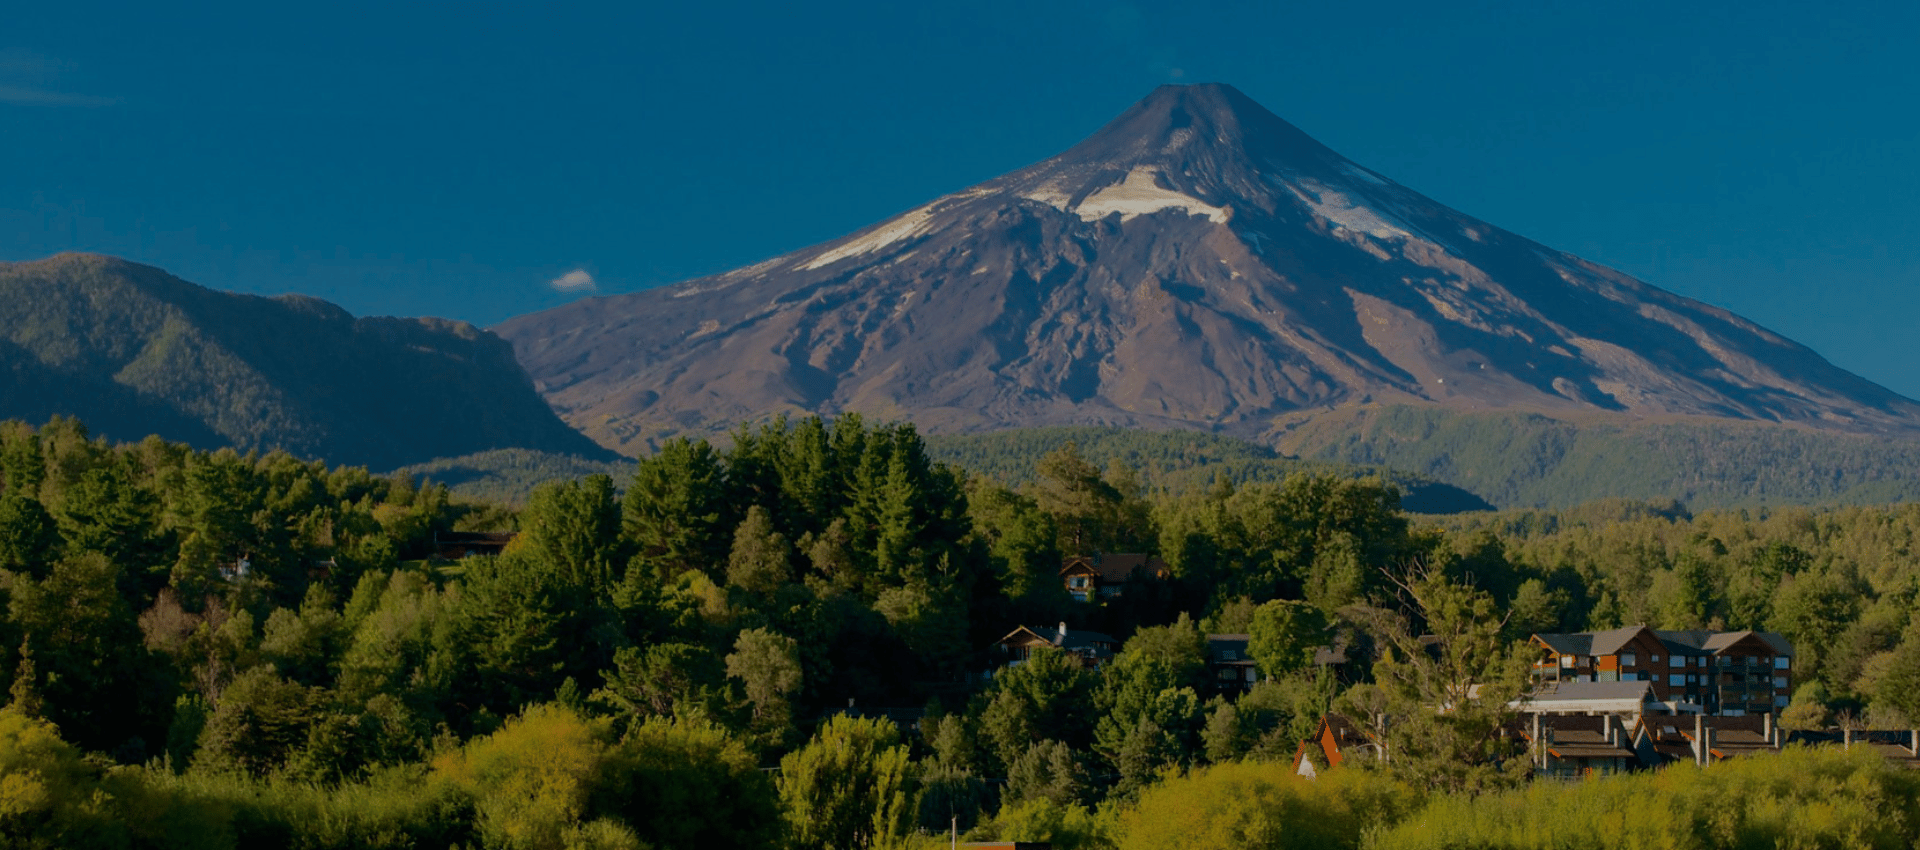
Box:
925;426;1496;514
377;412;1920;515
393;450;629;506
3;414;1919;849
381;427;1496;512
1275;404;1920;509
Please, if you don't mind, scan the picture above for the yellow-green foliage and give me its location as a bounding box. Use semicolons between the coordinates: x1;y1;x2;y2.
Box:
985;797;1119;850
1117;760;1421;850
599;716;781;850
1370;746;1920;850
0;707;235;850
139;765;468;850
435;703;638;850
0;707;124;847
779;714;916;850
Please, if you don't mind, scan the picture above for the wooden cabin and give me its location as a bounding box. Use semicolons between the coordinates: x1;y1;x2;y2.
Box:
991;623;1119;669
1058;553;1169;602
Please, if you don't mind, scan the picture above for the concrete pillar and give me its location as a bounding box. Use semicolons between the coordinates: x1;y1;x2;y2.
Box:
1693;714;1708;765
1531;714;1544;769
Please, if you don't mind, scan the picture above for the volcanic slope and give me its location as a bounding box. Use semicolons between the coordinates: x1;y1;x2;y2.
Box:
497;83;1920;455
0;253;613;470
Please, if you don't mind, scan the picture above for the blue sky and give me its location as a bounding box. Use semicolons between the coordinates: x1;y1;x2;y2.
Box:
6;2;1919;397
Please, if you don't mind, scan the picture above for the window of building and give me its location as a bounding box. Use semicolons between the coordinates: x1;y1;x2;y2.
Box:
1562;654;1576;667
1773;676;1788;689
1668;674;1685;686
1774;656;1790;670
1651;654;1661;663
1622;653;1637;666
1222;650;1237;661
1217;668;1238;681
1775;695;1790;708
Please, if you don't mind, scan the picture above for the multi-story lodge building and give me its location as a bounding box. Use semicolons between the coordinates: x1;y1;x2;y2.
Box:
1529;626;1793;716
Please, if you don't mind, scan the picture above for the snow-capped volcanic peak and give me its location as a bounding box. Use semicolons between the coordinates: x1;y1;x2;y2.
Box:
496;83;1920;455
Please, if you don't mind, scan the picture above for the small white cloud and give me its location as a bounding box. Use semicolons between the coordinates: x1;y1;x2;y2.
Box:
0;50;117;107
549;269;596;292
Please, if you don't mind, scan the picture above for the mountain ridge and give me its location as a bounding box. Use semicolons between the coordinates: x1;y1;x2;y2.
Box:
0;252;614;470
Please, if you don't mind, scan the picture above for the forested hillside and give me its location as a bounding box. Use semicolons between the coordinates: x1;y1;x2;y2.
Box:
393;448;629;505
1275;404;1920;509
0;253;613;470
926;426;1495;514
2;414;1918;848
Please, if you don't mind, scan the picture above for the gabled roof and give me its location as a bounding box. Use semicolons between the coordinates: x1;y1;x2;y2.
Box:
1533;625;1658;657
996;624;1119;654
1058;553;1168;583
1533;633;1592;655
1658;628;1794;657
1533;626;1794;658
1590;625;1657;656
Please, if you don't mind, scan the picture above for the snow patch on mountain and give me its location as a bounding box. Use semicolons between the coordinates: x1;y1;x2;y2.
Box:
801;205;939;270
1279;177;1414;240
1019;180;1077;211
1073;167;1229;223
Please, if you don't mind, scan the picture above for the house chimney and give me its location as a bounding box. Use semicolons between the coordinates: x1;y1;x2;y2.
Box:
1910;729;1918;758
1762;711;1774;746
1058;622;1069;641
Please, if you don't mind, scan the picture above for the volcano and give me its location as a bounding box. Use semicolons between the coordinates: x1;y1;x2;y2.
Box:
496;84;1920;455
